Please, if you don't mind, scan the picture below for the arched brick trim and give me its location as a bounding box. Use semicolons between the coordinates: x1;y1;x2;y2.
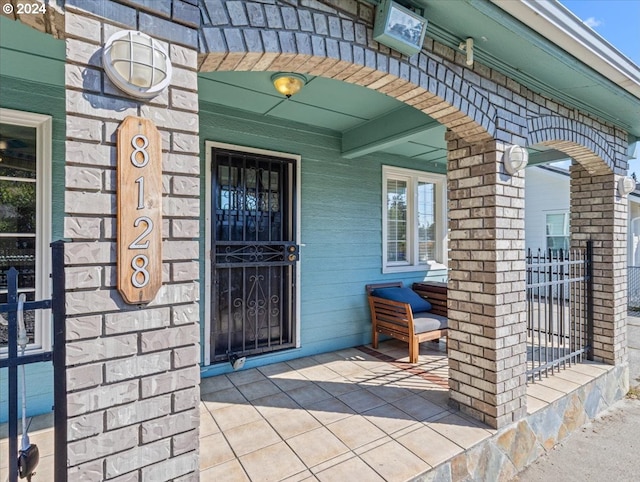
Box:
528;116;615;175
199;1;496;143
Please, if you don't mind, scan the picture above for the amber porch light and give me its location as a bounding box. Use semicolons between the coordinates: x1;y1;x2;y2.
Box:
271;73;307;98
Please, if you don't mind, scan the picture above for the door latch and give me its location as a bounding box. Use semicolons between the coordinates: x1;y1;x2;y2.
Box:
286;244;300;263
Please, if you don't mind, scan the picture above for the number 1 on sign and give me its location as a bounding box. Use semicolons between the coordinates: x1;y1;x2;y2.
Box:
135;176;145;209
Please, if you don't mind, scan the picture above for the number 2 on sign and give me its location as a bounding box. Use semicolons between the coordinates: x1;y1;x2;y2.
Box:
129;216;153;249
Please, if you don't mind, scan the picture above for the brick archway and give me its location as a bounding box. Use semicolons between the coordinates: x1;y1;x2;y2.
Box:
199;0;496;144
526;115;629;366
528;115;618;175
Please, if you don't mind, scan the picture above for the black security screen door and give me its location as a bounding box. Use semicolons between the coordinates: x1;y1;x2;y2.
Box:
211;148;298;363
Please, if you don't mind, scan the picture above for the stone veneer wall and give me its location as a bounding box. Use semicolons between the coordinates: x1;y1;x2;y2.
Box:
412;364;629;481
63;0;201;479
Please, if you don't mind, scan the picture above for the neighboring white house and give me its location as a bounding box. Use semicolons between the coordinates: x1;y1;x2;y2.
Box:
526;163;640;261
628;184;640;308
526;163;640;307
525;165;572;253
629;194;640;266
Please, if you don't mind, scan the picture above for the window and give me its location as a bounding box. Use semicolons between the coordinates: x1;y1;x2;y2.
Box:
383;166;446;272
0;109;52;354
546;212;570;253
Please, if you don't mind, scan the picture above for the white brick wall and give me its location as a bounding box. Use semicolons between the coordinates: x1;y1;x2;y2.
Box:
63;1;201;478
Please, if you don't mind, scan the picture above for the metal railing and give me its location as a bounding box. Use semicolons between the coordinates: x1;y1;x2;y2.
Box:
1;241;66;482
628;266;640;314
526;241;593;381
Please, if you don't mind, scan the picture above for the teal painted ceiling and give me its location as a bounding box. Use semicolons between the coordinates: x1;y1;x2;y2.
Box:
199;71;453;169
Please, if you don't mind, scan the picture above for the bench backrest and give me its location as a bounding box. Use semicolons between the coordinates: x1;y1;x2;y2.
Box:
366;282;448;317
412;282;447;317
365;281;403;295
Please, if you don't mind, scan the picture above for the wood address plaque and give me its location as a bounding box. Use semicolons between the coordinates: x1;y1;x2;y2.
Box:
117;116;162;304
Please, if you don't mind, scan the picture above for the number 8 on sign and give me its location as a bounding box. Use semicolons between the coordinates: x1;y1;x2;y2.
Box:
117;116;162;304
131;255;150;288
131;134;150;167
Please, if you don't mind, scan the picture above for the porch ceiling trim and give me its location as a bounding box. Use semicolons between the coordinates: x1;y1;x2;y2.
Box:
528;149;572;166
341;105;441;159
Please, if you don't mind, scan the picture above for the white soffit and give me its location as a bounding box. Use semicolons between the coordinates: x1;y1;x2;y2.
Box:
492;0;640;100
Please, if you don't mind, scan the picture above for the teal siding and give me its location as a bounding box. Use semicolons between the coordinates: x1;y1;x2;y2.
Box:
199;103;447;377
0;21;65;421
0;363;54;423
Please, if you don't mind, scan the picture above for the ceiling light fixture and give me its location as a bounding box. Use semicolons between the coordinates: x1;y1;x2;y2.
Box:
503;144;529;175
271;73;306;98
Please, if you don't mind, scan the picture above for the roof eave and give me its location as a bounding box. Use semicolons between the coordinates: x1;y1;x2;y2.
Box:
491;0;640;100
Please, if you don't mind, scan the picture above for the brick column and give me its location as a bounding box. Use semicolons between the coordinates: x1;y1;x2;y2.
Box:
570;163;627;366
63;1;201;479
446;133;527;429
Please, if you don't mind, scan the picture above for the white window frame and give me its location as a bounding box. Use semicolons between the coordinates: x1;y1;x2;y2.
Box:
382;165;447;273
545;211;570;253
0;108;52;354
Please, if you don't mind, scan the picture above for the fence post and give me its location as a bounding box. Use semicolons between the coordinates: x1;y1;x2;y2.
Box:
586;240;594;361
7;268;19;482
51;240;67;482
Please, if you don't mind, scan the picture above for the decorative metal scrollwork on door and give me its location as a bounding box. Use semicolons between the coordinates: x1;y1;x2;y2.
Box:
211;149;298;363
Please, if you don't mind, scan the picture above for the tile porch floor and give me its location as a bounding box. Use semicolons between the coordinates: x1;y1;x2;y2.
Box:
1;339;611;481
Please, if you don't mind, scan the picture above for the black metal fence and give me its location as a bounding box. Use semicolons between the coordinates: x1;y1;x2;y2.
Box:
0;241;66;482
628;266;640;314
526;241;593;381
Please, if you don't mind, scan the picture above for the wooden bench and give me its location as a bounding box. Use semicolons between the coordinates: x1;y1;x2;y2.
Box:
412;281;448;317
366;282;448;363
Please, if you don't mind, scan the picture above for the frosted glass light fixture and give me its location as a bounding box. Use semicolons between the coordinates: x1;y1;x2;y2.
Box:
503;145;529;175
102;30;172;98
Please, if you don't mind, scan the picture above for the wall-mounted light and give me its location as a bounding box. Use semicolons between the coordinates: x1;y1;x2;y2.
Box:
458;37;474;66
102;30;172;99
271;73;306;98
373;0;428;57
503;145;529;175
618;176;636;197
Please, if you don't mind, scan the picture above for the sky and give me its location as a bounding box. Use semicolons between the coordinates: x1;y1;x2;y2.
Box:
559;0;640;65
558;1;640;175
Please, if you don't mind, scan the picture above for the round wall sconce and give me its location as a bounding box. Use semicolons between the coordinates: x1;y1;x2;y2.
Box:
102;30;172;99
272;73;306;98
503;144;529;175
618;176;636;197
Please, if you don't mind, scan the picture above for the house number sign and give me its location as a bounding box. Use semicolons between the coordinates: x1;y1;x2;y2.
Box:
117;116;162;304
